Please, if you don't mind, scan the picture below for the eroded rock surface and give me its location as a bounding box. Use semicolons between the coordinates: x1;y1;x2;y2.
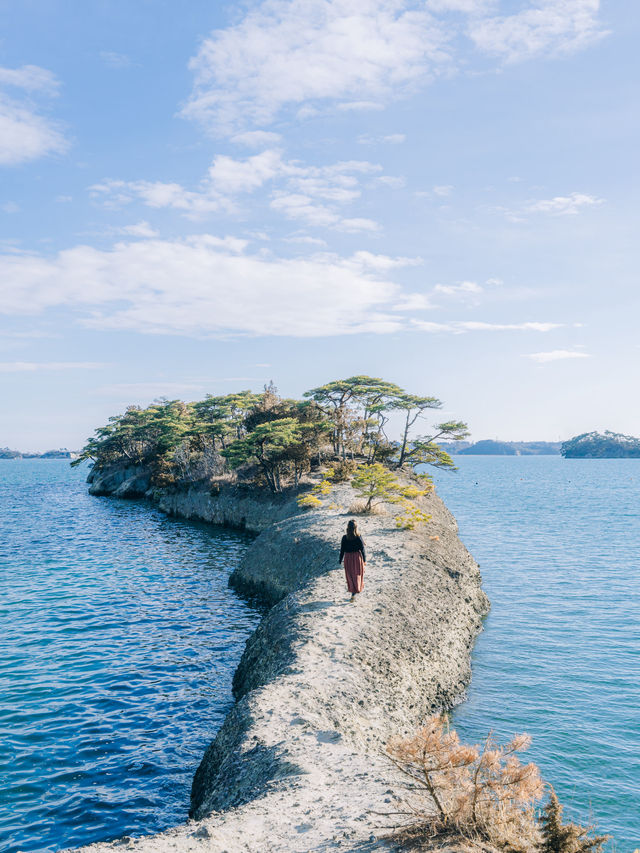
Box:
72;475;488;853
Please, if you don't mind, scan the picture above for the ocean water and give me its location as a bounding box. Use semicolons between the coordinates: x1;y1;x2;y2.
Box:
0;460;259;853
431;456;640;851
2;458;639;852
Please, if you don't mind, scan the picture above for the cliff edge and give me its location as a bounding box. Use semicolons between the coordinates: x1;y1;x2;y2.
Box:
74;471;489;853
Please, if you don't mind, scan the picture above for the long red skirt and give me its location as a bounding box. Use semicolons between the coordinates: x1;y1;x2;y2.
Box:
344;551;365;594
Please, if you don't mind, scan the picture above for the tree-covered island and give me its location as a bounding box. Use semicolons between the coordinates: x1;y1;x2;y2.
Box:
74;375;613;851
561;430;640;458
73;375;469;523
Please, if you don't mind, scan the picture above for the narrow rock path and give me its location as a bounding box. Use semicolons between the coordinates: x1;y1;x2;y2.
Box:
74;483;488;853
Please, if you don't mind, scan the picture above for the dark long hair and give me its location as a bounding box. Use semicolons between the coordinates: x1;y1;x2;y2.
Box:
346;519;359;540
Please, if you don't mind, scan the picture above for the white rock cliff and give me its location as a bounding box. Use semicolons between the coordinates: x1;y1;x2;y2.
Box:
75;471;489;853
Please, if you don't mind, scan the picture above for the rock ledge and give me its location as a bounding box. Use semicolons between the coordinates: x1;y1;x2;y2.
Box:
74;472;489;853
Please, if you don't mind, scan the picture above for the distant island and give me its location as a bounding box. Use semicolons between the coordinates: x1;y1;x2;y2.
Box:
561;431;640;458
439;440;562;456
0;447;78;459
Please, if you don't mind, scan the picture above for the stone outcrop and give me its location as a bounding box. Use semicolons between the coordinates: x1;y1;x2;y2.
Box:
87;464;151;498
73;471;489;853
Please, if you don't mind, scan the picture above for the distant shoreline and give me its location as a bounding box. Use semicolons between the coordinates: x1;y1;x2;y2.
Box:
0;449;78;459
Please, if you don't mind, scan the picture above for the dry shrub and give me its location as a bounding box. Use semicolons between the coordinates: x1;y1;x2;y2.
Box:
348;499;385;515
538;788;610;853
329;459;358;482
384;715;543;852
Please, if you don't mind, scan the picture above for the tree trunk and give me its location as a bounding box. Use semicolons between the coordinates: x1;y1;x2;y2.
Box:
398;411;411;467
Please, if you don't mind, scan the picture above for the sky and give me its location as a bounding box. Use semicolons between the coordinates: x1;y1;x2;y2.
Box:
0;0;638;451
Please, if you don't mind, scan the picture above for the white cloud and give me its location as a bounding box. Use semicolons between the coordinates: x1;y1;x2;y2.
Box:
231;130;283;147
433;184;453;196
284;158;381;203
346;250;421;271
182;1;606;135
433;280;483;300
526;349;590;363
270;192;338;228
2;202;20;213
469;0;607;62
393;293;433;311
114;221;159;238
461;321;561;331
0;65;60;95
270;192;380;231
340;217;381;233
0;361;106;372
99;51;133;69
495;190;604;221
0;65;67;166
0;234;568;339
377;175;406;188
284;235;329;247
93;151;382;230
89;177;232;218
525;192;603;215
358;132;407;145
182;0;451;134
0;98;67;166
0;235;410;337
336;100;385;112
207;149;284;193
412;319;562;333
427;0;492;11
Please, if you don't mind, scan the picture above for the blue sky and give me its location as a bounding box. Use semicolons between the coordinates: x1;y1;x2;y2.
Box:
0;0;637;450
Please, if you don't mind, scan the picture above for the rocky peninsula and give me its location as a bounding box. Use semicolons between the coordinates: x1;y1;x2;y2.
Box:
73;464;489;853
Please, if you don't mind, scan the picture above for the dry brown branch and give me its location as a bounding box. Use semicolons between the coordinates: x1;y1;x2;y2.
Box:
383;715;544;852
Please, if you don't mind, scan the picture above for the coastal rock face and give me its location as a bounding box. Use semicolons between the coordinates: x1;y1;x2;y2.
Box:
74;473;489;853
87;464;151;498
157;486;299;536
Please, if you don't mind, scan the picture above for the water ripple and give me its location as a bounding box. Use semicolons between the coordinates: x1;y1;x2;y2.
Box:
0;460;260;853
433;457;640;852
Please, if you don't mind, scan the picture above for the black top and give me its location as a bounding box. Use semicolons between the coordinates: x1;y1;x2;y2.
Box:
339;535;366;564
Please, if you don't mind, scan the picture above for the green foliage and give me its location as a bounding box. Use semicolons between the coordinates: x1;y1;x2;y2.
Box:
71;399;190;472
561;430;640;458
400;437;458;471
395;393;442;466
74;375;466;494
304;375;405;460
296;470;335;509
394;502;432;530
191;390;262;447
297;493;323;508
351;463;431;529
538;788;610;853
224;417;307;493
351;463;402;512
326;458;357;482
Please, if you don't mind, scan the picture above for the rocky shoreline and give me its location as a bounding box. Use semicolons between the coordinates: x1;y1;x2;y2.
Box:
74;467;489;853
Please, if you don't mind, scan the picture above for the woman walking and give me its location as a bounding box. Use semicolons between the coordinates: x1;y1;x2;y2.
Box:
339;519;366;600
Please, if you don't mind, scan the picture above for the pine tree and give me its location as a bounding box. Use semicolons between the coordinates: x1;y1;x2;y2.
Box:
538;787;610;853
385;715;543;847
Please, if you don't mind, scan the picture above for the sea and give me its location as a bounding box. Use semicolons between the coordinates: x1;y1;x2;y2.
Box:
431;456;639;851
0;460;260;853
1;456;638;852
